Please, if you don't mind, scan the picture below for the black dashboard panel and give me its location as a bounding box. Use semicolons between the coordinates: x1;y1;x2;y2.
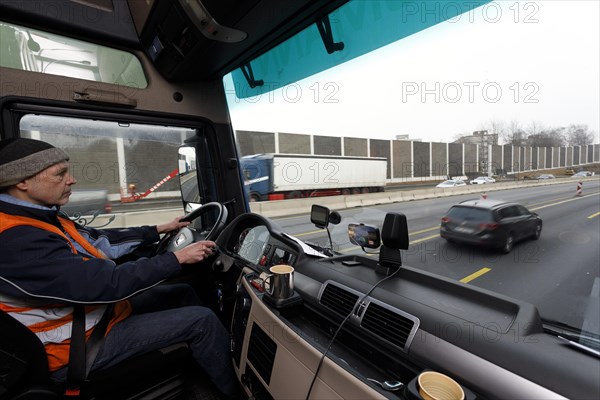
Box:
217;213;299;273
305;257;526;334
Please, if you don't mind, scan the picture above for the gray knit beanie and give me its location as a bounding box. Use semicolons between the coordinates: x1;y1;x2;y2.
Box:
0;138;70;188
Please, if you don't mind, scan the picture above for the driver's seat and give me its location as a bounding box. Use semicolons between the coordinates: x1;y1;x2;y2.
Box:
0;310;193;399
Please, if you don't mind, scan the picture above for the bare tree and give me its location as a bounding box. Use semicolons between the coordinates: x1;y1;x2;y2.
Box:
485;120;506;143
528;127;566;147
503;120;527;146
448;120;596;149
525;121;544;137
566;124;595;146
452;132;474;144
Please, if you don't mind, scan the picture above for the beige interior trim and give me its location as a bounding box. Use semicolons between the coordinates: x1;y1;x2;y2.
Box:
235;268;385;399
410;330;566;399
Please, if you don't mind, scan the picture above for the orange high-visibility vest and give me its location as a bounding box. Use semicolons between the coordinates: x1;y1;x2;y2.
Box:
0;212;131;371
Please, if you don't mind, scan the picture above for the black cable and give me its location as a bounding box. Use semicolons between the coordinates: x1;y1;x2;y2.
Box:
360;246;379;255
326;227;334;253
304;265;402;399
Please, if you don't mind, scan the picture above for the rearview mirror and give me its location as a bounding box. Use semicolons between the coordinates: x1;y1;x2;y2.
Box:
348;223;381;249
178;146;201;204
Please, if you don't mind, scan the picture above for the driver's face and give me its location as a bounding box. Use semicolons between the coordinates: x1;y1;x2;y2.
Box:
20;161;77;207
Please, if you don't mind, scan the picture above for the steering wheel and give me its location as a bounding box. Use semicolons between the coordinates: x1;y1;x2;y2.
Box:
155;202;228;255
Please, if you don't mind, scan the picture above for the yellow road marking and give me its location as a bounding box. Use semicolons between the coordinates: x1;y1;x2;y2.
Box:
460;267;492;283
410;234;440;244
530;192;599;211
293;229;325;237
411;226;440;235
528;194;579;208
588;212;600;219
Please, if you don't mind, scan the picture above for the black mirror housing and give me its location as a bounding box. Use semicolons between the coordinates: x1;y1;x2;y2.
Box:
381;213;409;250
311;205;330;228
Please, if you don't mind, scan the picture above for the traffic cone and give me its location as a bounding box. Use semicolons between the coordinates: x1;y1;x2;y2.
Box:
575;181;583;197
481;192;488;200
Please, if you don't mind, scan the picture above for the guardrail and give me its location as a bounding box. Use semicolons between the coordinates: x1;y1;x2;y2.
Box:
249;176;599;218
91;177;598;227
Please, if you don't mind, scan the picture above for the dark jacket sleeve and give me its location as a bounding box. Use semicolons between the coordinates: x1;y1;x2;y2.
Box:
0;225;181;303
83;224;160;246
74;223;161;259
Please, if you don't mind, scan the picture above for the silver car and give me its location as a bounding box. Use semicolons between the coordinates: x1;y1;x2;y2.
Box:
470;176;496;184
536;174;555;180
436;179;467;188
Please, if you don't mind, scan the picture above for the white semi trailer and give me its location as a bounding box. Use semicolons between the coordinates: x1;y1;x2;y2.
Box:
240;154;387;201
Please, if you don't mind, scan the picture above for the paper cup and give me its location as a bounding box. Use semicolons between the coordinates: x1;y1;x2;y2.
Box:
418;371;465;400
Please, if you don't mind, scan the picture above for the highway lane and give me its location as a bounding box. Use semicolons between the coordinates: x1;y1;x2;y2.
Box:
274;179;600;334
491;188;600;331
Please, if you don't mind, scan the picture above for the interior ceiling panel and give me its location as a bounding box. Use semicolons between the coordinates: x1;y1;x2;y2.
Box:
138;0;350;80
0;0;349;80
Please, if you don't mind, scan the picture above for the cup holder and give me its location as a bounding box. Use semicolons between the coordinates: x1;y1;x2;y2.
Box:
402;372;478;400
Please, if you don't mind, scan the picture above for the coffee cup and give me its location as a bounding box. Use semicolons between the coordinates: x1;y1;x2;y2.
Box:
265;264;294;299
418;371;464;400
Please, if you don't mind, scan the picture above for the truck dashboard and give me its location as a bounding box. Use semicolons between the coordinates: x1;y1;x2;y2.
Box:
213;210;596;399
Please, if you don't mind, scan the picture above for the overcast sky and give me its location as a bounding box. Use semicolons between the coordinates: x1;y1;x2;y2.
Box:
225;0;600;144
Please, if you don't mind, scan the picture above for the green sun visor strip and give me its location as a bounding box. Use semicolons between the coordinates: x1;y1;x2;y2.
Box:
231;0;490;99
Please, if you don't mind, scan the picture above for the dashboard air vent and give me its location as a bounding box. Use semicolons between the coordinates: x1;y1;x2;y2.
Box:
361;301;418;351
319;282;360;317
247;323;277;385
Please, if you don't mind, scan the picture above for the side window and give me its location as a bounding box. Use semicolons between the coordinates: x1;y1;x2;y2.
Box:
497;208;507;219
492;210;502;222
516;206;531;216
499;206;517;219
509;206;521;218
19;114;196;227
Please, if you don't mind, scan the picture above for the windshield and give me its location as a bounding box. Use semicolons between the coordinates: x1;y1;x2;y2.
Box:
225;0;600;343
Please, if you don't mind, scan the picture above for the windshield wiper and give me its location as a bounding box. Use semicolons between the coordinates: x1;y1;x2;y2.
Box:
542;319;600;357
558;336;600;358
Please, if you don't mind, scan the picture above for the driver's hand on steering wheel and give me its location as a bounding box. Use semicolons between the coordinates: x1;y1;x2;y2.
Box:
174;240;217;265
157;216;191;234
